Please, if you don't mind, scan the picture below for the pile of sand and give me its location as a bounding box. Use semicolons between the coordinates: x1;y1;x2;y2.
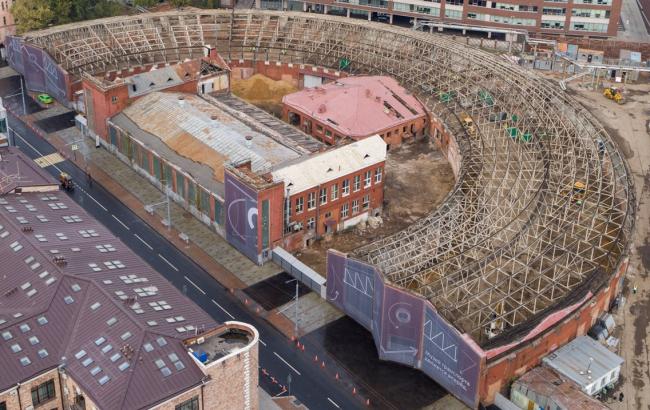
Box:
231;74;298;103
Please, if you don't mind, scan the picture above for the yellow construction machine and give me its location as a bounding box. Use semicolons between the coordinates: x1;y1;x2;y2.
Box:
561;182;587;201
461;114;478;137
603;87;623;104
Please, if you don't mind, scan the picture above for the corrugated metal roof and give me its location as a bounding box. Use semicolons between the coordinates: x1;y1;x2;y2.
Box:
271;135;386;195
125;66;184;98
118;92;302;182
0;146;58;193
282;76;428;139
542;335;624;389
0;151;220;409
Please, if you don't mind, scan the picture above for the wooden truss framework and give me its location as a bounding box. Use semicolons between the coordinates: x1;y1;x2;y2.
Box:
21;10;636;344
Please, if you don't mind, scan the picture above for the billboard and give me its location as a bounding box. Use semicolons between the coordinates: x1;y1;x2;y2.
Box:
22;44;46;93
43;53;69;103
6;36;24;75
379;286;424;367
326;254;376;330
326;251;347;312
420;304;480;408
224;172;259;262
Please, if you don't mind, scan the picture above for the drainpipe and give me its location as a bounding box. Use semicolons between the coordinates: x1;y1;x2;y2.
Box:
315;183;321;240
283;188;290;239
16;383;22;410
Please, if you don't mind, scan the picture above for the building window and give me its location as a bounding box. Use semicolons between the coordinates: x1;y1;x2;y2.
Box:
353;175;361;192
111;96;117;104
325;212;332;218
352;200;360;215
175;396;200;410
326;130;332;138
31;379;55;406
363;195;370;210
307;217;315;230
364;171;372;188
307;192;316;210
319;187;327;205
341;204;349;219
375;167;382;183
342;180;350;196
0;401;6;410
316;124;323;133
331;183;339;201
295;197;304;214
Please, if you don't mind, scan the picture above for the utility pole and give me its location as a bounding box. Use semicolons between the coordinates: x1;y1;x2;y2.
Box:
166;185;172;232
20;77;26;117
277;278;300;338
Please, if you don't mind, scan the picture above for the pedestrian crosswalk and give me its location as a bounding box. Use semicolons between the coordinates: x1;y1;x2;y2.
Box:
34;153;65;168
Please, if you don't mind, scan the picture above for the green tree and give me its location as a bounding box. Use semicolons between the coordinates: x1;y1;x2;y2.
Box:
10;0;55;33
170;0;192;6
133;0;157;7
91;0;123;19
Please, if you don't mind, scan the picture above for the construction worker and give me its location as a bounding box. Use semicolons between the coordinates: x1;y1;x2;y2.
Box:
633;285;638;294
577;200;582;207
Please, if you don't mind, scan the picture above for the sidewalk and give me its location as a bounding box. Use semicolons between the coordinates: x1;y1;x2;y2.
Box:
616;0;650;41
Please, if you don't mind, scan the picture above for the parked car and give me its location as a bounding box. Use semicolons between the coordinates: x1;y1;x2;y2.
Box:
377;14;390;23
38;94;53;104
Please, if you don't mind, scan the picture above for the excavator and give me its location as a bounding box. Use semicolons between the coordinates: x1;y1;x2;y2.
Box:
603;87;623;104
461;114;477;137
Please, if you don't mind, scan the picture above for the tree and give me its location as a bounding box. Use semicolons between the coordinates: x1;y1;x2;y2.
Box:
10;0;55;33
170;0;193;6
133;0;157;7
91;0;123;19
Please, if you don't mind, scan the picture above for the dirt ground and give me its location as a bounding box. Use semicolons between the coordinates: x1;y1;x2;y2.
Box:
296;138;455;277
231;73;297;118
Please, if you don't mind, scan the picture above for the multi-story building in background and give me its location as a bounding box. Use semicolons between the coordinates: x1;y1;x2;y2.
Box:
259;0;622;37
0;147;260;410
0;0;15;51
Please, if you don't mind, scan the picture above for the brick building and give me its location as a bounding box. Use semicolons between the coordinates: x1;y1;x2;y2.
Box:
0;0;15;48
82;54;230;141
0;147;260;410
282;76;429;149
105;91;385;262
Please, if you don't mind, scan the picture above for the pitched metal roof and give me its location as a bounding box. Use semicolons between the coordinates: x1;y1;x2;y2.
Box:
282;76;428;139
0;152;219;409
271;135;387;195
0;146;58;194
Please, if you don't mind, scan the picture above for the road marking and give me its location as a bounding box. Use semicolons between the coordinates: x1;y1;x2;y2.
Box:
259;339;267;346
13;131;63;173
112;215;130;230
159;254;178;271
87;193;107;211
273;352;301;376
211;300;235;320
135;234;153;250
327;398;340;408
33;152;65;168
184;276;206;295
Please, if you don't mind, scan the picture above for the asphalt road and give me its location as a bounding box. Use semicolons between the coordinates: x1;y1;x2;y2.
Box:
5;113;365;410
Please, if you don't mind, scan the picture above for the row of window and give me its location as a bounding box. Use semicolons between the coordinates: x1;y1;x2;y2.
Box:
300;194;372;231
291;168;382;215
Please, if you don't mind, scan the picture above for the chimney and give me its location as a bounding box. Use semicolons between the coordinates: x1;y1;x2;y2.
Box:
211;116;218;127
178;96;185;108
245;135;253;149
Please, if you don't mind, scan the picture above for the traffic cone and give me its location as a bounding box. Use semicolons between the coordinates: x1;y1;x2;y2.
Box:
230;288;234;294
67;154;70;160
353;388;357;394
321;361;325;368
271;377;276;383
335;374;339;380
296;341;300;348
314;355;318;362
263;369;267;375
301;345;305;352
291;336;295;342
282;386;286;392
256;307;260;314
366;399;370;406
245;299;249;305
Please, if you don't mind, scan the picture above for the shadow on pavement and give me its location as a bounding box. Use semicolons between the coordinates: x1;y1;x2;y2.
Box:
0;76;45;116
244;271;312;311
34;111;77;133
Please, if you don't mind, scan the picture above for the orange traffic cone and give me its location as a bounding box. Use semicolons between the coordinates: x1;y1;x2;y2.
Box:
335;374;339;380
271;377;276;383
321;361;325;368
291;336;295;342
314;355;318;362
366;399;370;406
245;299;249;305
256;307;260;314
302;345;305;352
230;288;234;294
263;369;267;375
282;386;286;392
353;388;357;394
297;341;300;348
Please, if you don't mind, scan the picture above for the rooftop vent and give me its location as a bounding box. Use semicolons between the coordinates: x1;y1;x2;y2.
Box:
375;96;381;103
178;97;185;108
21;226;33;233
211;116;218;127
245;136;253;149
53;256;67;267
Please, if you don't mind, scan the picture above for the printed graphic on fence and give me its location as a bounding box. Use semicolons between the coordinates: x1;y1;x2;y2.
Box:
224;172;259;262
22;44;46;93
6;36;24;75
379;286;425;368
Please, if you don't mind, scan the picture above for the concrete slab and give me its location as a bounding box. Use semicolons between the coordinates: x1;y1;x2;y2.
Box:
277;292;344;334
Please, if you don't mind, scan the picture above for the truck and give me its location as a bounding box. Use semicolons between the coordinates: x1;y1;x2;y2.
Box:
60;172;74;190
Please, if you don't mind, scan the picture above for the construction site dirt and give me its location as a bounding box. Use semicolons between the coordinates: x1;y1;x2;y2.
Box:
231;73;297;118
297;138;455;277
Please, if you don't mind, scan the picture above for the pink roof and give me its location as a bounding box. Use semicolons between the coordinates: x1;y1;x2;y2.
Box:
282;76;428;139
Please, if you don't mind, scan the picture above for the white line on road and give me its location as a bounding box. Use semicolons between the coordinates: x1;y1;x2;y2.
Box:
212;300;235;320
112;214;130;230
159;254;178;271
13;131;63;174
184;276;206;295
327;398;340;408
135;234;153;250
259;339;267;346
87;193;107;211
273;352;301;376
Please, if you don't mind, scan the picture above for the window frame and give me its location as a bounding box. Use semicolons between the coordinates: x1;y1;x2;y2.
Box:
331;183;339;201
353;175;361;192
307;217;315;230
341;203;349;219
363;195;370;210
31;379;56;406
375;167;383;183
175;395;200;410
364;170;372;188
352;199;360;215
307;192;316;210
295;197;304;214
342;179;350;196
319;187;328;205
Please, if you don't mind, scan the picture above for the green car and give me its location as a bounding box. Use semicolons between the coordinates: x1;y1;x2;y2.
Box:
38;94;53;104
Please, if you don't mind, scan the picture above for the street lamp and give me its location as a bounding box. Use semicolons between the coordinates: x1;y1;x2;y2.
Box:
144;185;172;232
277;278;299;338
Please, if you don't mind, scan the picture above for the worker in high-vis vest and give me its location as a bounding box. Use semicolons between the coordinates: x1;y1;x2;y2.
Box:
634;285;638;294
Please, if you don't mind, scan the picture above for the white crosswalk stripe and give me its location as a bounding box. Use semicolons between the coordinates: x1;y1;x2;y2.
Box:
33;153;66;168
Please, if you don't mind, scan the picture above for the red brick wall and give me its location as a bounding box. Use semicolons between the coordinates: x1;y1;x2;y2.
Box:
286;161;385;240
479;256;628;405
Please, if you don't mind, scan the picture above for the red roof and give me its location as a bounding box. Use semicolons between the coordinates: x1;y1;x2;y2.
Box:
282;76;428;140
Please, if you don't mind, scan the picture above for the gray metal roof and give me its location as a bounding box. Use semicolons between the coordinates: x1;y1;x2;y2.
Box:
125;66;184;98
0;152;219;409
542;335;624;389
